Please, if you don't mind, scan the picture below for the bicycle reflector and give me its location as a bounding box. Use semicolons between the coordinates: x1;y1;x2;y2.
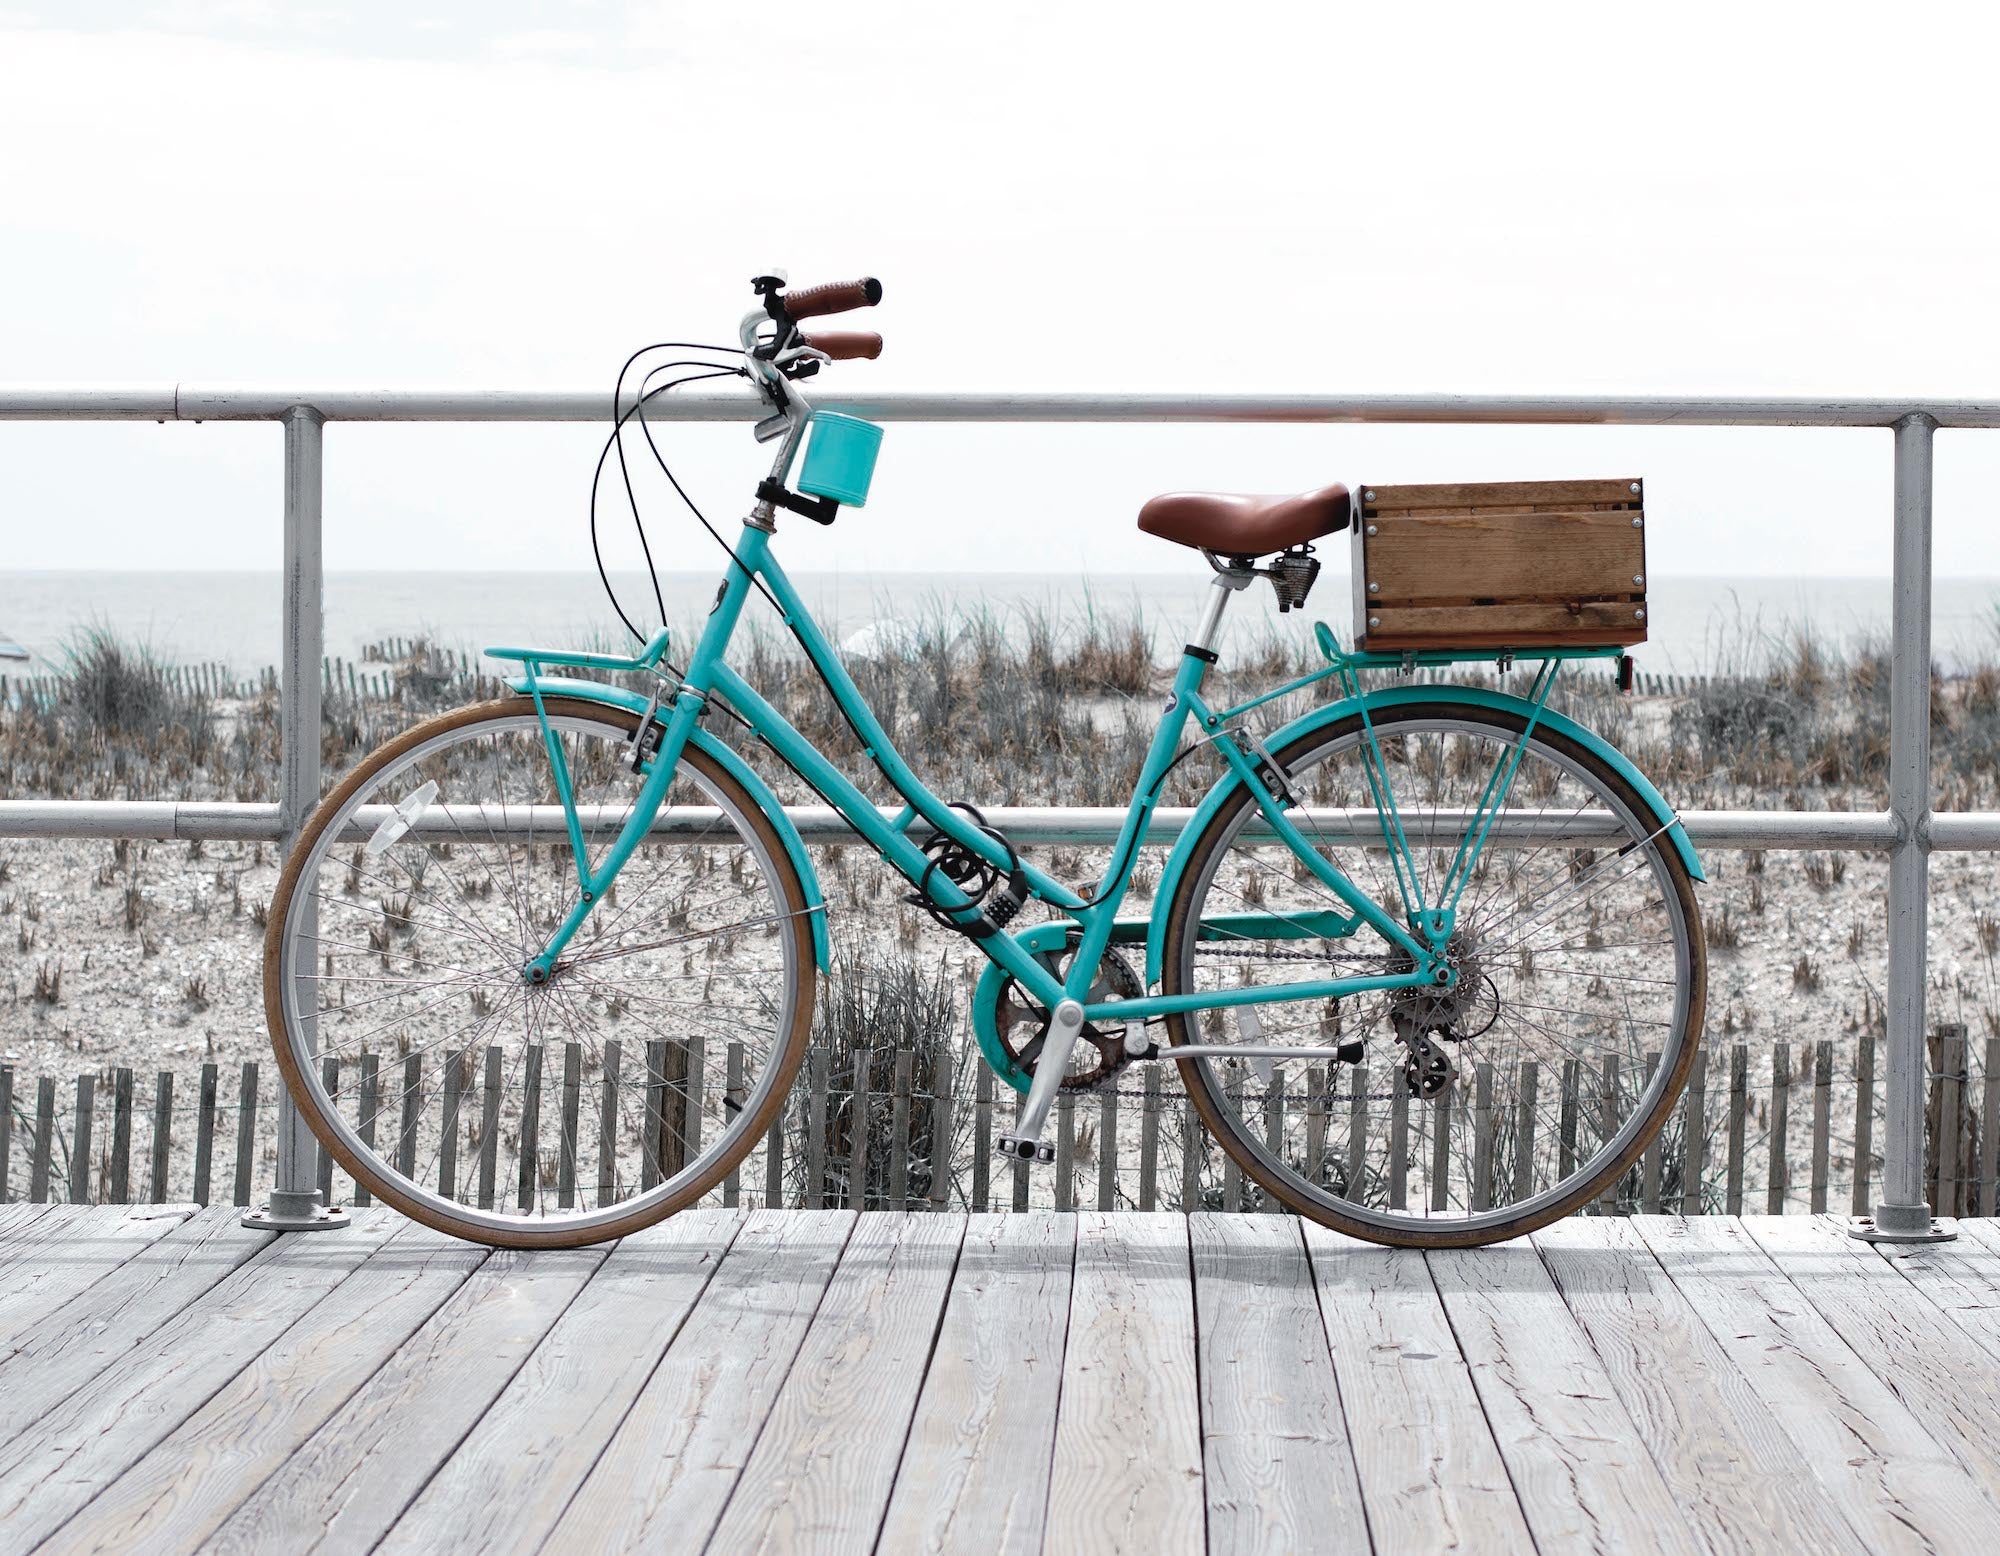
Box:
797;411;884;508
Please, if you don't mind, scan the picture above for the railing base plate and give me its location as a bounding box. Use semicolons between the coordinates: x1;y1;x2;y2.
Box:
1848;1206;1957;1244
243;1189;351;1233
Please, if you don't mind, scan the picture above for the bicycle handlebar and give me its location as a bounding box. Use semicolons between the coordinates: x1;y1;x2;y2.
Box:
781;278;883;320
798;329;883;361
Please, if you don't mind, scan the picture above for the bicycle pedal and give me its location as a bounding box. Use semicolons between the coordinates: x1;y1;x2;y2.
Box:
995;1134;1056;1164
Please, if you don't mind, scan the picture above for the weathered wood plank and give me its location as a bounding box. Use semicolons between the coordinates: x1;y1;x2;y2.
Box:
547;1210;854;1554
0;1210;398;1553
0;1208;268;1452
205;1239;609;1556
1634;1215;2000;1551
1744;1214;2000;1498
1193;1214;1365;1556
1534;1217;1870;1555
878;1214;1075;1555
1047;1213;1203;1556
380;1211;743;1555
706;1213;966;1555
0;1203;192;1346
1427;1238;1702;1551
1304;1223;1532;1552
1872;1216;2000;1366
50;1223;484;1553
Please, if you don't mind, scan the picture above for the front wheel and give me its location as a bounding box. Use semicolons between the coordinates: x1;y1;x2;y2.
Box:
263;697;817;1247
1160;700;1705;1247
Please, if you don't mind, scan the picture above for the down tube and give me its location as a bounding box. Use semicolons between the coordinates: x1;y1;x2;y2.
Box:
703;659;1069;1010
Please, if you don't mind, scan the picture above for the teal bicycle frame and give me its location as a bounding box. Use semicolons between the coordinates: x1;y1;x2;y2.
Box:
484;358;1697;1141
493;516;1639;1025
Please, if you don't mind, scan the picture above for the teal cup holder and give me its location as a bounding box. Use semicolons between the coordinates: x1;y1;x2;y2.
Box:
797;411;884;508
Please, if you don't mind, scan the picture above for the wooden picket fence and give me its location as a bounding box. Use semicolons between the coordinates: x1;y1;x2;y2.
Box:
2;1023;1993;1219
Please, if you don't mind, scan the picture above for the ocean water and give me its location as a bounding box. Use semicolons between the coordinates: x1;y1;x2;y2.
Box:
2;570;1996;679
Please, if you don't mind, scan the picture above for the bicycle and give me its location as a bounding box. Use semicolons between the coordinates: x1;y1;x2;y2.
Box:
263;273;1707;1248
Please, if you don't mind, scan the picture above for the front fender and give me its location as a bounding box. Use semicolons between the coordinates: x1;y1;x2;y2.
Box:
1144;685;1704;986
507;675;829;971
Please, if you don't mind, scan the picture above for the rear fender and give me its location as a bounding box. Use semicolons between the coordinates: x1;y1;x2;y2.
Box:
1144;684;1704;986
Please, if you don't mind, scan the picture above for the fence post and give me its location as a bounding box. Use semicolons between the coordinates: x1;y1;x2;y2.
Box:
247;403;346;1232
1857;411;1953;1242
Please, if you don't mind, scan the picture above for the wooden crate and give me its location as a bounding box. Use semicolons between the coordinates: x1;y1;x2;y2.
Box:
1351;478;1647;651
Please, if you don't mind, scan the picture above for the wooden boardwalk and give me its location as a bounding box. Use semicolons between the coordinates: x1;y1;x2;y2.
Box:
4;1208;2000;1553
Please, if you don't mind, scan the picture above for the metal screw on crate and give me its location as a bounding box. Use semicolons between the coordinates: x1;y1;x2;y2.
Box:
1634;574;1645;586
1634;516;1644;527
1366;525;1378;536
1368;616;1380;628
1368;582;1379;594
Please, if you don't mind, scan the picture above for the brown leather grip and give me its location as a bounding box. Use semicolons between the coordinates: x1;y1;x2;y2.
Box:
781;277;882;319
799;330;883;361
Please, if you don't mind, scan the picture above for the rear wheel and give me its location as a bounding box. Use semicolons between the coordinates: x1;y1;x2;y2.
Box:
1160;700;1705;1247
264;697;816;1247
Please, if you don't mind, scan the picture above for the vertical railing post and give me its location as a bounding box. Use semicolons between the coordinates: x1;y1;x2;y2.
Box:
245;405;348;1232
1856;412;1953;1243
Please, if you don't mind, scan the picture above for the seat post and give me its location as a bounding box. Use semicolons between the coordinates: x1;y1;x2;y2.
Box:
1190;563;1256;655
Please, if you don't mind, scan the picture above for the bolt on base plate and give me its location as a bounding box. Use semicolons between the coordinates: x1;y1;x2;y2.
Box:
1848;1205;1957;1244
243;1188;351;1233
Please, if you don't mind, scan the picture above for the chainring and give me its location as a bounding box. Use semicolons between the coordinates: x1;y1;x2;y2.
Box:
994;941;1145;1090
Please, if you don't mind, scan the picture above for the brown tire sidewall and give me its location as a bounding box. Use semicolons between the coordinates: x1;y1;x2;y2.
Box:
262;697;817;1248
1160;700;1707;1248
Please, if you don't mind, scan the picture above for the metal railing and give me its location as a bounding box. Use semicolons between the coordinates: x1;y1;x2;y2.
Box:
1;383;1988;1242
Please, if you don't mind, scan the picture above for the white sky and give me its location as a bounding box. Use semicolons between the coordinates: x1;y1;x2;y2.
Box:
4;1;2000;578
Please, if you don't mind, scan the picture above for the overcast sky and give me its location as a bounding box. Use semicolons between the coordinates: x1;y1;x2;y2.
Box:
4;2;2000;579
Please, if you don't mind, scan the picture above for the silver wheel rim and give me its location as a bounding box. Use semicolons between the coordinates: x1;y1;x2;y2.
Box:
1172;707;1696;1236
275;710;804;1237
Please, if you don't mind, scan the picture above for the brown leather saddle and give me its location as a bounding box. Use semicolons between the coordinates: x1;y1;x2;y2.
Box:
1137;482;1352;557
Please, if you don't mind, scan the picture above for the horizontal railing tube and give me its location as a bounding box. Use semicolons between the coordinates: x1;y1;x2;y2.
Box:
8;386;2000;428
0;798;1962;851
